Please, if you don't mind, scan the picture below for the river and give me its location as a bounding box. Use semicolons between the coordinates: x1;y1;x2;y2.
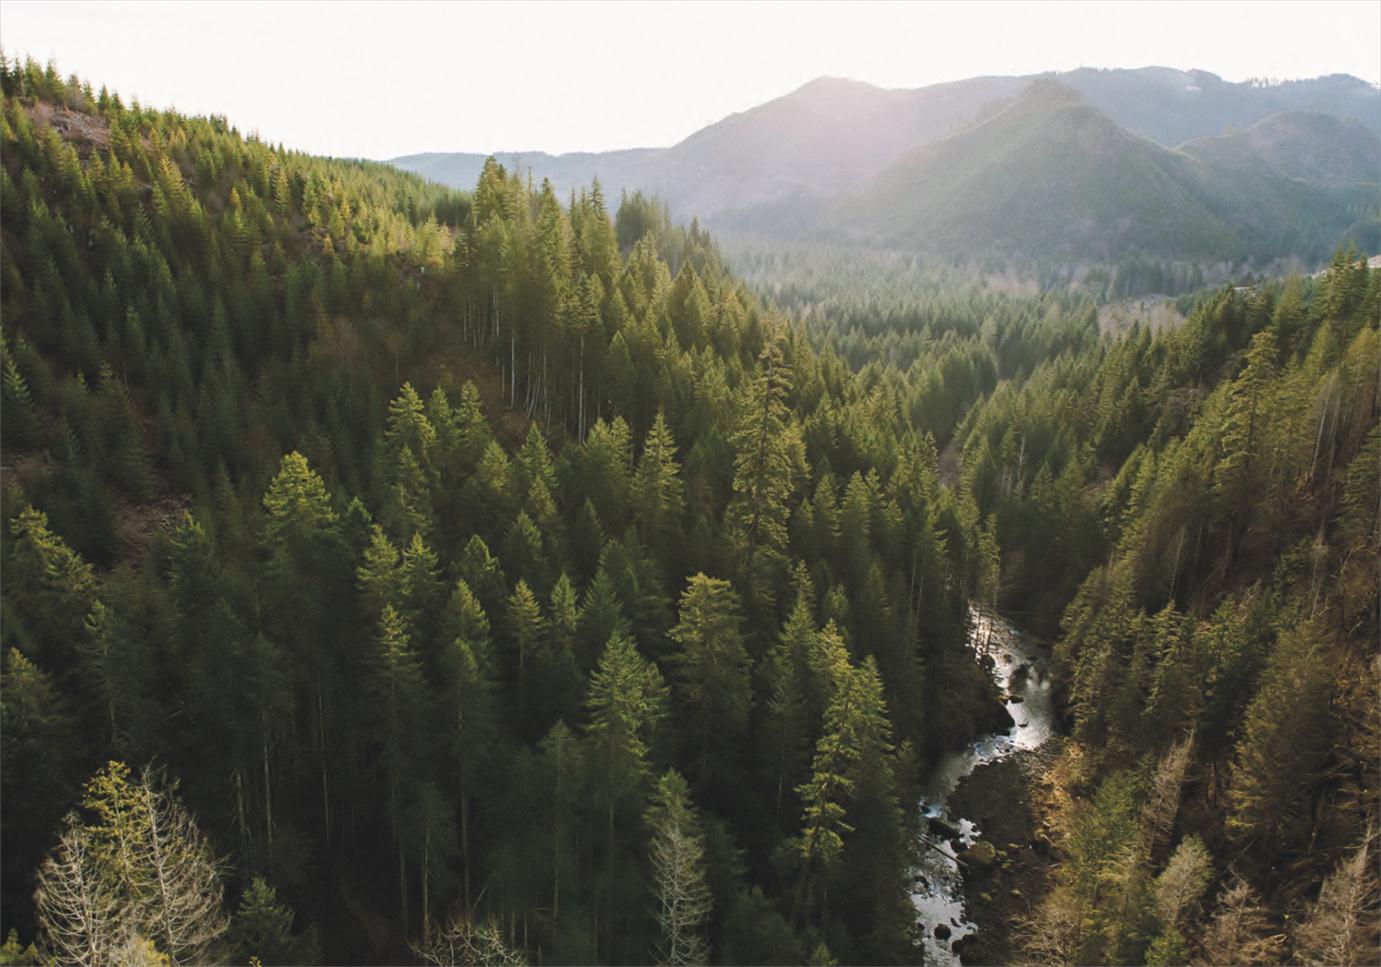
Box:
911;609;1054;965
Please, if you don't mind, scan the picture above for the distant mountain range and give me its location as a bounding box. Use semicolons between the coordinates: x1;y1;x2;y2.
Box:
391;67;1381;265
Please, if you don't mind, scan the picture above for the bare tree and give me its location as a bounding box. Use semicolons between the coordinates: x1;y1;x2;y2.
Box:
1198;877;1284;966
1293;830;1380;966
1154;835;1213;929
651;819;712;966
34;818;125;967
1142;732;1194;854
647;771;712;967
412;916;526;967
1014;884;1085;966
134;771;228;964
33;763;227;966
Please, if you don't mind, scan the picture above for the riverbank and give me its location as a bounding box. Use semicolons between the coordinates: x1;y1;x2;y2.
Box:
947;743;1063;965
911;610;1057;965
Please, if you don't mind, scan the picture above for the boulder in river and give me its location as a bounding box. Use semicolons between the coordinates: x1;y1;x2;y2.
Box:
928;815;963;839
934;923;951;941
958;839;998;871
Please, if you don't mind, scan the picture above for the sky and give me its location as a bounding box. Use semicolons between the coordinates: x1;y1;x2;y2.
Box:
2;0;1378;160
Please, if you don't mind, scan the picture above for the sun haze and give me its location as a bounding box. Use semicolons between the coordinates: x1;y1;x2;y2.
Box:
1;0;1378;159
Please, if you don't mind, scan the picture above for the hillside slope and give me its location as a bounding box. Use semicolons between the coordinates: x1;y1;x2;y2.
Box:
830;82;1376;262
1180;110;1381;184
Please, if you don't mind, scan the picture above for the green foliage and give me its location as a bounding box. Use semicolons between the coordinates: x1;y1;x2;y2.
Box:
34;761;228;965
667;575;752;791
6;57;1372;966
229;877;318;966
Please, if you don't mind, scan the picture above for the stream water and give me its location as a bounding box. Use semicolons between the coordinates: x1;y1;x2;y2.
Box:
911;609;1054;965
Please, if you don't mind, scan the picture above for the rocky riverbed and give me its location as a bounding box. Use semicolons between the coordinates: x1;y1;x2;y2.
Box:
910;611;1055;965
946;749;1062;964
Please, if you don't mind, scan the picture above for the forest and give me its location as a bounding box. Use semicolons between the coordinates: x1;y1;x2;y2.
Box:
0;56;1378;966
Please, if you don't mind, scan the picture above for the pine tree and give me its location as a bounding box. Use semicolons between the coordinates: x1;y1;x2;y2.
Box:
667;574;751;791
260;452;349;843
228;877;318;966
5;505;98;668
438;580;494;911
791;651;891;929
1227;623;1333;854
506;579;546;729
761;571;824;817
367;605;427;931
1;648;76;935
544;574;584;722
726;341;802;619
585;632;668;956
632;410;685;562
1212;329;1278;559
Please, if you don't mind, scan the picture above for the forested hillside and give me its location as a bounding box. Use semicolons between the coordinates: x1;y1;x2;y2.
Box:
1;54;1378;967
738;235;1381;964
0;58;1013;965
952;253;1380;963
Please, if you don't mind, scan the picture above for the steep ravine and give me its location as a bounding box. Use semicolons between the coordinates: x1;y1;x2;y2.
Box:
911;610;1055;965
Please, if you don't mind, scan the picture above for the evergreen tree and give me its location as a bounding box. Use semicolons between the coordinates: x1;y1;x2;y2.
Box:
667;574;752;793
229;877;319;966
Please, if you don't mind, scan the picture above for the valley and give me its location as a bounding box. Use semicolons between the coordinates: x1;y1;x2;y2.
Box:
0;31;1377;967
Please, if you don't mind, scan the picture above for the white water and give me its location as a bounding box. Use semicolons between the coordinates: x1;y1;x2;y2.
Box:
910;610;1053;965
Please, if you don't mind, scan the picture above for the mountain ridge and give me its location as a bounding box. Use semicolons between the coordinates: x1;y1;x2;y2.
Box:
390;67;1381;264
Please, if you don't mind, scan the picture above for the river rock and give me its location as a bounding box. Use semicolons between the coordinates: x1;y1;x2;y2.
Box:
928;816;963;840
958;839;998;871
1007;693;1024;703
934;923;951;941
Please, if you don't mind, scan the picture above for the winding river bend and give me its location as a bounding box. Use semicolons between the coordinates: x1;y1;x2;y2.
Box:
911;610;1054;965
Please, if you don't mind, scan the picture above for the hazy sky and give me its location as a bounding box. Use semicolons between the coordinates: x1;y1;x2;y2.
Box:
2;1;1378;159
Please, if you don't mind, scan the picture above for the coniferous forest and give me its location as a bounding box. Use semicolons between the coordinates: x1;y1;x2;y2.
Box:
0;54;1378;967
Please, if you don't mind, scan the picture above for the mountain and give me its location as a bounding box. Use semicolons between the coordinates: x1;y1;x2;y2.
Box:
391;75;1030;219
654;75;1029;206
1179;110;1381;184
390;68;1380;249
830;82;1379;262
1061;67;1381;146
830;81;1235;260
